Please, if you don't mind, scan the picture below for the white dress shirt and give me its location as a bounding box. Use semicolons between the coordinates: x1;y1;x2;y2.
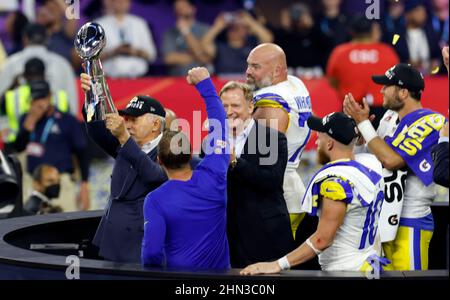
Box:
229;118;255;158
95;14;157;78
141;133;163;154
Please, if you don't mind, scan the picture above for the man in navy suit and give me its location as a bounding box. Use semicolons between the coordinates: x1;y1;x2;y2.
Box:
80;74;167;262
219;81;295;268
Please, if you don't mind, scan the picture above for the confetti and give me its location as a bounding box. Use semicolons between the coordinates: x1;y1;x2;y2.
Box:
392;34;400;45
431;66;440;74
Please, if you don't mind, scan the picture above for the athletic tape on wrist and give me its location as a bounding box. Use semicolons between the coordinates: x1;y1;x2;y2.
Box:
357;120;378;144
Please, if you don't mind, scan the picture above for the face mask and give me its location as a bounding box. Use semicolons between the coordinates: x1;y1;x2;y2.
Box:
44;184;60;199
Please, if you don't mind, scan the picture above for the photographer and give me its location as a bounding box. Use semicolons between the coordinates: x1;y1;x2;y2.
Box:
202;11;273;75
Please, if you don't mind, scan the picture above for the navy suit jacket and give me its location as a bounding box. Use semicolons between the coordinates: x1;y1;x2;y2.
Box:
86;120;167;262
431;141;449;188
226;122;295;268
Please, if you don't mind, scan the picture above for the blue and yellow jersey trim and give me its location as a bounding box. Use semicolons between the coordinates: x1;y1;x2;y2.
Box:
253;93;291;113
320;177;353;203
309;175;354;215
253;93;292;131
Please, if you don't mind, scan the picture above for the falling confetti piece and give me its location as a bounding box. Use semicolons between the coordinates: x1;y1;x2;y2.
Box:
431;66;440;74
392;34;400;45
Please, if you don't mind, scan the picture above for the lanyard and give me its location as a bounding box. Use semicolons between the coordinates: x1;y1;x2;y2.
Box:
31;117;54;145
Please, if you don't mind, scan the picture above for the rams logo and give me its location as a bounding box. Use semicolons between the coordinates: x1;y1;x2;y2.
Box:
419;159;431;172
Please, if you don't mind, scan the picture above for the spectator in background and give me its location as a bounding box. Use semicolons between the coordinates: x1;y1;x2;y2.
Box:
96;0;157;78
430;0;449;48
381;0;405;45
12;80;90;212
162;0;211;76
327;16;399;128
202;11;273;75
24;164;63;215
36;0;79;67
0;24;78;116
0;40;6;71
394;0;441;74
1;58;71;149
315;0;349;47
274;3;333;78
4;11;29;55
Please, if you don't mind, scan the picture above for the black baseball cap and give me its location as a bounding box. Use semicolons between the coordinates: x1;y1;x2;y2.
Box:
307;112;358;145
118;96;166;118
29;80;50;100
372;63;425;93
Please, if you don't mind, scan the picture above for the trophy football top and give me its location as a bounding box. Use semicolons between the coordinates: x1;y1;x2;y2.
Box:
74;22;106;60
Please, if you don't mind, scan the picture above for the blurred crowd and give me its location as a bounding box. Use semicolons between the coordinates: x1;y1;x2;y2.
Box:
0;0;448;79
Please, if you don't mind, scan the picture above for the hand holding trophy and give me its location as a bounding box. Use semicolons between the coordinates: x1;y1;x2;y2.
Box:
74;22;117;122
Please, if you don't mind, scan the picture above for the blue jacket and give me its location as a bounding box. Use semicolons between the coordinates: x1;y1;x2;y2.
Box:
86;119;167;263
142;78;230;270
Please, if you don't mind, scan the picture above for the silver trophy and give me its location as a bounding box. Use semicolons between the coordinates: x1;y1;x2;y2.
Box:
74;22;117;122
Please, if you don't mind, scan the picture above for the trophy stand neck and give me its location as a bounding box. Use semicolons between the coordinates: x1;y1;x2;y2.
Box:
85;59;104;77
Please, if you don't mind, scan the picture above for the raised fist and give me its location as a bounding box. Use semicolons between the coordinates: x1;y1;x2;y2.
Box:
186;67;210;85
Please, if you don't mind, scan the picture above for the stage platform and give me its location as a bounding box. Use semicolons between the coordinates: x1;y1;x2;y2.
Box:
0;210;448;280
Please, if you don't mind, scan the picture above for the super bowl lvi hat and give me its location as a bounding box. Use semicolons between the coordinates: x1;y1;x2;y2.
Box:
307;112;358;145
119;96;166;118
372;63;425;93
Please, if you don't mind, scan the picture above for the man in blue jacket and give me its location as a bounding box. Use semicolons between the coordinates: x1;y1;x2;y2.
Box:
141;67;230;270
80;74;167;263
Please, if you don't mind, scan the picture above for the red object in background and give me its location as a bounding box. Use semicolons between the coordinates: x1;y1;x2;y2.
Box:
76;76;449;151
326;42;400;107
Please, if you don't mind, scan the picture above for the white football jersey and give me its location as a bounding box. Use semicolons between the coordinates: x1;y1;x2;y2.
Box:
311;154;384;271
253;76;312;213
377;110;436;219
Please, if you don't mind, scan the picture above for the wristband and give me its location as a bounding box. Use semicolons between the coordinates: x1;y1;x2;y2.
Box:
277;256;291;270
357;120;378;144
